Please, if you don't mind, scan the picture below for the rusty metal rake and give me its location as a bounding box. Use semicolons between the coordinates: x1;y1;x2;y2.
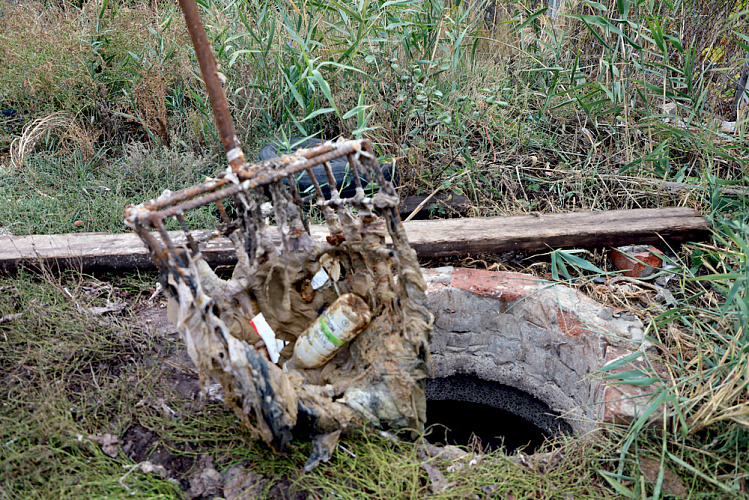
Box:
124;0;432;470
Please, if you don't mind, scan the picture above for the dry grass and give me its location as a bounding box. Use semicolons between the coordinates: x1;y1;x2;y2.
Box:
0;0;191;148
9;112;93;172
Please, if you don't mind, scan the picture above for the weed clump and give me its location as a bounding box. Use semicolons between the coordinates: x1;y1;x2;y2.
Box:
0;0;191;147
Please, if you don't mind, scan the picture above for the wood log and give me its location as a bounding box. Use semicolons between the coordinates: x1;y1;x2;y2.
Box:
0;208;711;273
398;192;471;219
662;181;749;197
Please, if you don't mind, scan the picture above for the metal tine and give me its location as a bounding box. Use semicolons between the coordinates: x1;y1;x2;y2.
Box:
175;212;200;255
360;141;384;186
284;187;304;236
237;190;261;264
347;153;374;213
269;183;290;255
215;199;231;224
214;199;240;237
369;157;390;192
362;144;398;214
135;227;170;269
359;142;403;241
367;166;387;203
322;161;341;204
195;230;223;244
346;154;365;193
267;182;294;314
359;159;378;199
305;167;327;205
145;178;230;213
153;216;183;267
304;164;348;231
286;174;309;234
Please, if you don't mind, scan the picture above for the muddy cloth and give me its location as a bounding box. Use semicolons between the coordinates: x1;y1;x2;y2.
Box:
153;142;433;470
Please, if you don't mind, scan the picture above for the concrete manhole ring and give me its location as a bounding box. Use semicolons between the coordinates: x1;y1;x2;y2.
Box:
422;267;666;444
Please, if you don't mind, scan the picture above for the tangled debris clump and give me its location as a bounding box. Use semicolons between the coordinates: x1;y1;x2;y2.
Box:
125;139;433;470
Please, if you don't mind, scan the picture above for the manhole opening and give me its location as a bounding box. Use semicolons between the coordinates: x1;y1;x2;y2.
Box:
425;375;572;454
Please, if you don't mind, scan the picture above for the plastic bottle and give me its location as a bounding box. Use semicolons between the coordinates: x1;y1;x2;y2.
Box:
285;293;371;370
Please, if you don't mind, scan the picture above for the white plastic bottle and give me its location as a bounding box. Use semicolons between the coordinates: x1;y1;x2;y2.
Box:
286;293;371;370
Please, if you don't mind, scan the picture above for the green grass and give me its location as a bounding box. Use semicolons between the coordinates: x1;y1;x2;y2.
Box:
2;0;747;235
0;271;278;498
0;272;623;499
0;146;221;235
0;273;743;498
0;273;181;498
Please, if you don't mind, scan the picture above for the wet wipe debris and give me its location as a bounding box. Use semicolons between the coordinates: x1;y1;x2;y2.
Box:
124;138;434;470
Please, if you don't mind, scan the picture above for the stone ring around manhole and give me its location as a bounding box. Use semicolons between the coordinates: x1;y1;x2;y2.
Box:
421;267;667;453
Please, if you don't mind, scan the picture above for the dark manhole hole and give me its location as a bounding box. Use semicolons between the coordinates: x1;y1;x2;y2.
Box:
425;375;572;453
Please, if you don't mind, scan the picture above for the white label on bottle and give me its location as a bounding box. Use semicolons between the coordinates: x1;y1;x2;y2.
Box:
292;306;359;368
310;268;330;290
250;313;284;364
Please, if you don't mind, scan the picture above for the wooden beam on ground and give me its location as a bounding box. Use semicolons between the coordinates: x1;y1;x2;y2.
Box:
0;208;710;273
398;192;471;219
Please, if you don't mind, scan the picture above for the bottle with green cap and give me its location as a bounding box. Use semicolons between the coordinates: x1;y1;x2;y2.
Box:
285;293;371;370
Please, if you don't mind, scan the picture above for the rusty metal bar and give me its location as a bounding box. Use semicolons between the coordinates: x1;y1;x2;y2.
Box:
154;143;362;219
135;142;353;216
346;154;364;191
158;182;251;220
123;139;394;246
323;161;340;199
194;230;223;244
143;178;230;212
125;141;372;229
236;144;360;181
178;0;247;172
305;167;326;200
215;199;231;223
175;212;200;254
135;226;169;268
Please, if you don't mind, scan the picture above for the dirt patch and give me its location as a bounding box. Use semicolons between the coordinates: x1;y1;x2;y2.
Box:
222;463;308;500
122;424;195;484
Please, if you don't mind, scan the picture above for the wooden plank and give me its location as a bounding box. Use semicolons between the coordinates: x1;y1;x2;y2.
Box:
405;207;710;257
0;208;710;272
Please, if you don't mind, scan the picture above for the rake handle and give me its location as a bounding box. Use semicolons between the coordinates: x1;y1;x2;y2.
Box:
178;0;247;172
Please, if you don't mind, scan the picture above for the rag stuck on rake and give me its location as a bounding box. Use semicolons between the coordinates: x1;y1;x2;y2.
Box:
124;0;433;471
